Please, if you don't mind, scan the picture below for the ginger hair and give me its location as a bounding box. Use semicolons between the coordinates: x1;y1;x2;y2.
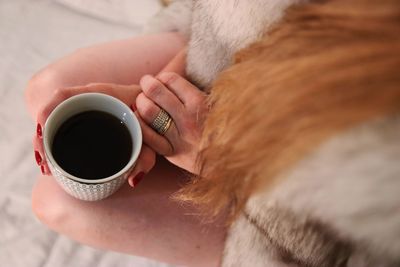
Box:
176;0;400;219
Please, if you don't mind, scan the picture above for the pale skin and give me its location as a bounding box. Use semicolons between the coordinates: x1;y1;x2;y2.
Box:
25;32;226;267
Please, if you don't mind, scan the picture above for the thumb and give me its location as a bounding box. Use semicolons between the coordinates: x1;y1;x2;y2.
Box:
127;144;156;188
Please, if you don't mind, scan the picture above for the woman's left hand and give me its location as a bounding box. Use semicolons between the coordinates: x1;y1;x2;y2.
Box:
136;72;208;174
33;83;156;187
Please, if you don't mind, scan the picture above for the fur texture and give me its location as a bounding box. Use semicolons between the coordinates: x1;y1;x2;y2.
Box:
207;1;400;266
187;0;303;88
230;116;400;267
148;0;400;266
180;0;400;218
244;116;400;266
146;0;301;88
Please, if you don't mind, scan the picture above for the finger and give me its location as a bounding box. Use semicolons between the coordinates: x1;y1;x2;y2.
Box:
140;75;184;120
136;93;180;155
78;83;141;106
34;83;142;177
32;134;50;175
40;163;51;176
37;83;141;126
35;83;141;174
159;48;187;76
156;72;206;106
135;107;174;156
127;145;156;188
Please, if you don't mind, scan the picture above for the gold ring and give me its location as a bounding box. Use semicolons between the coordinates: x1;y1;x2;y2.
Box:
150;109;173;135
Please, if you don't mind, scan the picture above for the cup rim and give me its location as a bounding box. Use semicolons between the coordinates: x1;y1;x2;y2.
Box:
43;93;142;184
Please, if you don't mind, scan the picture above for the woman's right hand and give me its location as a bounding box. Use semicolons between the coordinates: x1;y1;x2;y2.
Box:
33;83;156;188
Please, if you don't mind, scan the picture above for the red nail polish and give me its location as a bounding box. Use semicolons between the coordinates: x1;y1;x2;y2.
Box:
132;172;145;187
130;103;136;112
34;150;42;166
40;165;45;175
36;123;42;138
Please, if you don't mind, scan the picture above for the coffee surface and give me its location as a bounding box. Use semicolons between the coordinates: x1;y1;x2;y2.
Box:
52;111;132;179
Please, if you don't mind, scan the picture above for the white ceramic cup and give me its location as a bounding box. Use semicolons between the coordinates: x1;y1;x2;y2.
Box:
43;93;142;201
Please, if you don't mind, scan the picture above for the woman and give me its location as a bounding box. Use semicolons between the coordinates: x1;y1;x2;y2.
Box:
26;0;400;266
26;1;300;265
25;32;226;267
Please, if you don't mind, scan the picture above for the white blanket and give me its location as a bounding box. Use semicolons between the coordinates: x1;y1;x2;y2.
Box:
0;0;174;266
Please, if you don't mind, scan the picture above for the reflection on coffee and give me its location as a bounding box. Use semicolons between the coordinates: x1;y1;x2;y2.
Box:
52;111;132;179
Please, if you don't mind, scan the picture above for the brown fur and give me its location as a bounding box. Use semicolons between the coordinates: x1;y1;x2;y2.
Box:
176;0;400;219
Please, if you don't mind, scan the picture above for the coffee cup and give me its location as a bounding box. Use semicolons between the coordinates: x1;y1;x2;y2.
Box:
43;93;142;201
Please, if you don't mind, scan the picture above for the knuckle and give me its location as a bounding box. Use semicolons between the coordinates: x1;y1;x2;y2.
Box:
191;94;206;107
136;92;146;104
37;105;52;124
86;82;100;87
141;102;156;120
137;94;158;120
32;134;41;147
163;140;174;156
181;118;197;134
179;114;203;141
53;87;70;100
144;80;162;98
159;72;179;85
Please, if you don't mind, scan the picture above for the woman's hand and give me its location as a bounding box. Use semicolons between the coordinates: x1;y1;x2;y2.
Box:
33;83;156;187
136;72;208;174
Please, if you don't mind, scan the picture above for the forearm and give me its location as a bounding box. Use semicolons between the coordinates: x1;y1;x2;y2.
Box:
25;33;186;120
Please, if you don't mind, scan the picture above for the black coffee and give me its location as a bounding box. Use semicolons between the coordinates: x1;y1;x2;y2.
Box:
52;110;132;180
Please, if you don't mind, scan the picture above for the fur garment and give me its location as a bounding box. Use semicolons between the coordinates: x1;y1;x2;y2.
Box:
147;1;400;266
145;0;302;88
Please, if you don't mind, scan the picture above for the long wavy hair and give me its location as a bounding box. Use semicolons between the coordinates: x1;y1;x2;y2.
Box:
177;0;400;220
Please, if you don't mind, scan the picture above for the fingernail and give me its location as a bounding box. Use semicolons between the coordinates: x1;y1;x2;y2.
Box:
40;165;45;175
130;103;136;112
132;172;145;187
36;123;42;138
34;150;42;166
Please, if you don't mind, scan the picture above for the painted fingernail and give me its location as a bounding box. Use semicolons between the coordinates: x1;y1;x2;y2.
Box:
132;172;145;187
34;150;42;166
36;123;42;138
40;165;45;175
130;103;136;112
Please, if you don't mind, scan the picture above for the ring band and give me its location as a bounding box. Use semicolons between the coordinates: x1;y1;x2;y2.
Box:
151;109;173;135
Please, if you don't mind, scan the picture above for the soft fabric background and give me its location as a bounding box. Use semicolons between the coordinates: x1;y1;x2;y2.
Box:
0;0;175;266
